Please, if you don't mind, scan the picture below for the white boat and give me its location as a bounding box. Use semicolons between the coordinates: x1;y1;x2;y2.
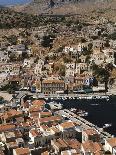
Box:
103;123;112;128
87;96;93;99
106;96;109;101
70;108;76;112
79;112;88;117
91;104;99;106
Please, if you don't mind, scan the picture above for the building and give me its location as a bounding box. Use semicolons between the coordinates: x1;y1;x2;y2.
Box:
58;121;76;139
81;140;103;155
82;129;100;143
51;138;69;154
13;147;31;155
41;79;65;94
105;138;116;154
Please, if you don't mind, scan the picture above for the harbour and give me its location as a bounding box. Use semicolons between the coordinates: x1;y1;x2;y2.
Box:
44;95;116;136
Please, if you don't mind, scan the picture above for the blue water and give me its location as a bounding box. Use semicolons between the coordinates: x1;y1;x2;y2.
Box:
47;96;116;136
0;0;32;6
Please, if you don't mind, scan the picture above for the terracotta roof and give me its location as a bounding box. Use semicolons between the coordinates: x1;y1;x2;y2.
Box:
39;112;52;117
107;138;116;147
84;129;98;136
29;105;42;113
7;141;18;148
53;138;68;149
1;109;22;120
61;149;80;155
0;124;15;132
41;151;49;155
23;101;29;108
14;147;30;155
66;139;81;149
32;100;45;106
30;129;41;137
40;125;49;130
21;122;30;127
82;140;102;153
30;112;39;117
0;150;5;155
50;126;60;133
14;130;22;138
39;116;62;123
59;121;75;129
42;79;64;84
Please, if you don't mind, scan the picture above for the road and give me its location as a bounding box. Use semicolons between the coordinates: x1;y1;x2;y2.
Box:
14;90;114;101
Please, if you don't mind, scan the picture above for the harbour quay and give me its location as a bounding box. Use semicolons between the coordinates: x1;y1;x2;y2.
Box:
55;109;113;140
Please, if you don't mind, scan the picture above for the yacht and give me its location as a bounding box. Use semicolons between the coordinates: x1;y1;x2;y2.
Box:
91;104;99;106
103;123;112;128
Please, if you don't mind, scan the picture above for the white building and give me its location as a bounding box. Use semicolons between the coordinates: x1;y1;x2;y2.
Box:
23;58;34;68
0;73;8;84
105;138;116;154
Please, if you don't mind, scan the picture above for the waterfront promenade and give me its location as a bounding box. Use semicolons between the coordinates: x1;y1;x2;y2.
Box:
36;92;113;100
13;90;114;100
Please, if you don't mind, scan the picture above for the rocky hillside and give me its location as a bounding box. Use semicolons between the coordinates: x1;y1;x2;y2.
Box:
0;7;44;29
11;0;116;22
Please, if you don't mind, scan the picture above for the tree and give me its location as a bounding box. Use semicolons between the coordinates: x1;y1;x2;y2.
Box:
59;65;65;77
88;43;93;51
108;32;116;40
63;56;72;63
41;35;55;48
104;40;110;47
7;35;17;45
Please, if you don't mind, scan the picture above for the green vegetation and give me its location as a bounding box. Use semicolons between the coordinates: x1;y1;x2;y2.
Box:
108;32;116;40
0;83;19;93
0;7;43;29
6;35;18;45
41;34;55;48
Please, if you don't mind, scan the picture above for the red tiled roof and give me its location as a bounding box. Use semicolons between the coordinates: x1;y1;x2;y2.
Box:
39;116;62;123
14;147;30;155
32;100;45;106
0;124;15;132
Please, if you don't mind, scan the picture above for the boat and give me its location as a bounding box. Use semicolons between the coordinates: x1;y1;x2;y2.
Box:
77;110;88;117
91;104;99;106
106;96;110;101
103;123;112;128
79;112;88;117
70;108;76;112
61;97;64;100
87;96;93;99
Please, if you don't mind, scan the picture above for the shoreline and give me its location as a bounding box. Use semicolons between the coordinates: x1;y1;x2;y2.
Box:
37;93;115;100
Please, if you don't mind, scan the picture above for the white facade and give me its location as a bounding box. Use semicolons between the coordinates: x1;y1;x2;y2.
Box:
0;73;8;83
90;53;105;65
23;58;34;68
105;139;116;154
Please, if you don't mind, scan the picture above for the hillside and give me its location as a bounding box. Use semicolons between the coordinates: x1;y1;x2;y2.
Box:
0;7;43;29
11;0;116;22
